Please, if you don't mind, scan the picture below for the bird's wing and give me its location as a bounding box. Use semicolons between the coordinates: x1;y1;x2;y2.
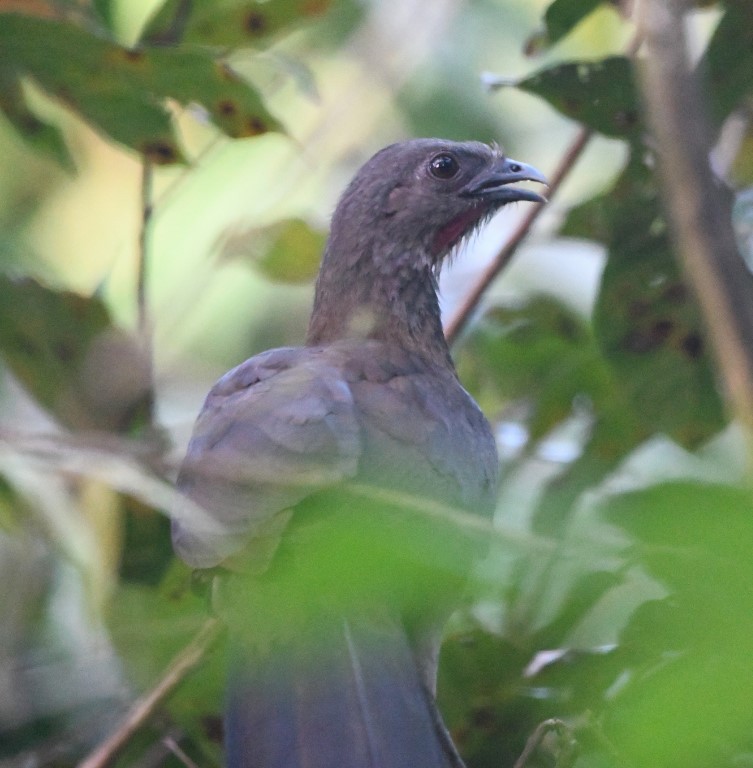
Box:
173;346;361;569
343;344;499;516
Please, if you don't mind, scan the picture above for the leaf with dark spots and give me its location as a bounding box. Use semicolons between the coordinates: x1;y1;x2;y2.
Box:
0;276;153;433
586;158;726;445
141;0;333;47
510;56;642;141
144;49;283;139
0;15;182;163
456;295;611;440
0;14;282;165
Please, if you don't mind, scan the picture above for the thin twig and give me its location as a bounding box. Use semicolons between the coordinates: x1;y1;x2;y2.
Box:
163;735;202;768
77;618;223;768
513;718;574;768
138;157;155;419
445;24;645;346
444;126;592;345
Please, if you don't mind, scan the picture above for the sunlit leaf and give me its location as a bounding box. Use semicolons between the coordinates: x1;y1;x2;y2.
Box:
602;481;753;768
526;0;604;53
0;72;74;168
142;0;333;47
0;14;282;164
219;218;325;283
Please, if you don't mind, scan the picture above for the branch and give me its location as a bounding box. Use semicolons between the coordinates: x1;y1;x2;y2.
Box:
77;618;222;768
636;0;753;434
444;126;592;346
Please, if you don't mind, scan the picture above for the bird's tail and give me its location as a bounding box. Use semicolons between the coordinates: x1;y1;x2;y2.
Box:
224;612;460;768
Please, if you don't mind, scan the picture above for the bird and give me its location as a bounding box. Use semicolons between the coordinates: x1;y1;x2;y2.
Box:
172;139;547;768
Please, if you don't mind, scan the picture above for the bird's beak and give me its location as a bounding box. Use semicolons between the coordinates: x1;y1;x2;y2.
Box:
460;157;548;204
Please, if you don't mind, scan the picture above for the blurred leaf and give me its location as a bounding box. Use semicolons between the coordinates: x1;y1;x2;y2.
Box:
142;0;333;47
0;14;282;165
0;0;63;18
604;482;753;599
439;630;535;768
0;71;74;169
1;14;178;163
0;276;152;432
91;0;116;30
544;0;603;41
601;481;753;768
440;628;619;768
457;295;611;439
562;564;666;649
398;79;503;146
540;0;604;48
108;560;226;761
119;498;174;586
220;217;325;283
702;1;753;128
566;157;726;446
513;56;641;141
147;47;282;139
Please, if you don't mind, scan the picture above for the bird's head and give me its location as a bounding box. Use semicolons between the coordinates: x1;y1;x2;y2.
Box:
327;139;548;273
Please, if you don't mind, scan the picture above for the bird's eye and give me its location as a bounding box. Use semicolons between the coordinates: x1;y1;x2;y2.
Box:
429;153;460;180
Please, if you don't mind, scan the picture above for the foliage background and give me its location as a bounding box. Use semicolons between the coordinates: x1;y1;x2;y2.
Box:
1;1;753;767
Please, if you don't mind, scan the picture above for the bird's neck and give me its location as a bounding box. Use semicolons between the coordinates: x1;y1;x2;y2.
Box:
306;246;455;370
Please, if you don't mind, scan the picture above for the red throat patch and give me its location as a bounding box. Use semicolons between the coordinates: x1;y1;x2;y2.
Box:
432;206;486;256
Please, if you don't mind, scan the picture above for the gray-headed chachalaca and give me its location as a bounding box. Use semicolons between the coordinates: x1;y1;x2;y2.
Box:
173;139;547;768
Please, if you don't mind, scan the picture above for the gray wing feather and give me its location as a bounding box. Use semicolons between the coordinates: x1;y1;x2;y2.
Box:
173;348;361;568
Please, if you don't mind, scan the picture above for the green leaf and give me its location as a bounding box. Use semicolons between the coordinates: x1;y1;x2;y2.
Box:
108;560;226;761
601;482;753;768
142;0;334;47
439;630;537;767
0;14;180;163
146;46;283;139
254;218;325;283
543;0;604;47
221;218;325;283
514;56;641;141
0;71;74;169
0;14;282;164
585;158;726;445
701;1;753;128
0;276;152;433
457;295;611;439
92;0;116;30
